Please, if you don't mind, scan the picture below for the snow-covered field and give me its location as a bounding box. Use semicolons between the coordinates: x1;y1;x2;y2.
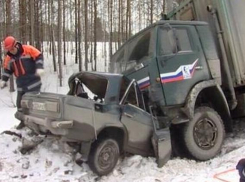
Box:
0;44;244;182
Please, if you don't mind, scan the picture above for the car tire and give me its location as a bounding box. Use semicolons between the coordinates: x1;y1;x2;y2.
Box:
182;106;225;160
88;138;119;176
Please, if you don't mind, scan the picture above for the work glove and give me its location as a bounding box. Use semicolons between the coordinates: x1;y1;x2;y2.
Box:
0;81;7;89
35;69;45;77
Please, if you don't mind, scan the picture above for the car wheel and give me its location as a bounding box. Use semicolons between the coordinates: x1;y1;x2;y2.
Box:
182;106;225;160
88;138;119;176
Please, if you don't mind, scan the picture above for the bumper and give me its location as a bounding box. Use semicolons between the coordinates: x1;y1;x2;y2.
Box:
15;111;73;135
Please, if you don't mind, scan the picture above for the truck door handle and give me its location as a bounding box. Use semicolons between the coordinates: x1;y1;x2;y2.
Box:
124;112;133;118
195;66;203;70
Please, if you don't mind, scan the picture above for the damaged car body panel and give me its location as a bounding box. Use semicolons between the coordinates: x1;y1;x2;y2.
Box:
16;71;171;176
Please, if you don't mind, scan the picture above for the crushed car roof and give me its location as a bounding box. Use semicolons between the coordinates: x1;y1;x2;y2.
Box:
68;71;130;104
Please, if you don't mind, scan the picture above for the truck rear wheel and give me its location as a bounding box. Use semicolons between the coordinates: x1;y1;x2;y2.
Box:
88;138;119;176
182;106;225;160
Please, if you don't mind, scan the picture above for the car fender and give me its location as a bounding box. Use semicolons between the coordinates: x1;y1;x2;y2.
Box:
96;124;127;148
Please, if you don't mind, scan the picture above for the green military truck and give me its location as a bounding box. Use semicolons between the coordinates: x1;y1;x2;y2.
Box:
109;0;245;161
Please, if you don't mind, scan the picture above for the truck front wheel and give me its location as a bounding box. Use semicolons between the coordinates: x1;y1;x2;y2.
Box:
182;106;225;160
88;138;120;176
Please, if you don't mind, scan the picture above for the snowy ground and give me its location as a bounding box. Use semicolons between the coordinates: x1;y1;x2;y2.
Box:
0;106;244;182
0;45;244;182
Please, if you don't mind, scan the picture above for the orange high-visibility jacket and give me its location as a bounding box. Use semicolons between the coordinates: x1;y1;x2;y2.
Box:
2;42;44;92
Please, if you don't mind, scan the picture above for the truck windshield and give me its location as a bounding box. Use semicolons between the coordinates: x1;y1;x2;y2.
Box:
125;30;154;70
109;29;155;73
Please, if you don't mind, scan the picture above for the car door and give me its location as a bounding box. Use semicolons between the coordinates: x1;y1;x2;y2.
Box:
120;80;153;155
155;24;210;105
121;104;153;154
119;80;172;164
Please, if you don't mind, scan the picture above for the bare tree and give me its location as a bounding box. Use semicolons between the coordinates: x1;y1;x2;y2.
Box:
74;0;78;64
34;0;41;50
6;0;15;92
108;0;113;58
19;0;27;43
89;0;93;68
78;0;82;71
49;0;57;72
63;0;66;65
93;0;97;71
118;0;122;47
84;0;89;71
58;0;63;86
150;0;153;24
29;0;35;45
126;0;131;40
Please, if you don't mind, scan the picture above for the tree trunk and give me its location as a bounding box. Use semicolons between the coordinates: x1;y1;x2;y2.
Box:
6;0;15;92
63;0;66;65
75;0;78;64
90;1;93;69
29;0;35;45
128;0;131;38
150;0;153;24
34;0;41;50
121;0;125;42
84;0;89;71
58;0;63;86
93;0;97;71
50;0;56;72
19;0;27;44
109;0;113;59
78;0;82;71
118;0;121;47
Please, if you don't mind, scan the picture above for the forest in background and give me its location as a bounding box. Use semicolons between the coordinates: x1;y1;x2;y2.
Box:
0;0;181;88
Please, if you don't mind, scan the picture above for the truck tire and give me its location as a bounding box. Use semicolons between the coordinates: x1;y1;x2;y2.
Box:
88;138;119;176
182;106;225;160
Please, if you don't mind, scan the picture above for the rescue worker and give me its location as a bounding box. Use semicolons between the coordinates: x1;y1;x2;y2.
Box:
0;36;44;129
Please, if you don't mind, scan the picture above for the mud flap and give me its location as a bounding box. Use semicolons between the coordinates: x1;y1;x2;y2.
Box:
151;127;172;167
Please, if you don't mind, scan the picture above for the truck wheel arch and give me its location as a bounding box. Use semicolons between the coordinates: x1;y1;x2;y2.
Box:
183;80;232;132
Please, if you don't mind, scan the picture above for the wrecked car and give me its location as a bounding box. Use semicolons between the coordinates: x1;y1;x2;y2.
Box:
15;71;171;176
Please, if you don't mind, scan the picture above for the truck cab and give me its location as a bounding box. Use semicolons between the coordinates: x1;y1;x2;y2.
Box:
109;20;228;161
110;20;221;118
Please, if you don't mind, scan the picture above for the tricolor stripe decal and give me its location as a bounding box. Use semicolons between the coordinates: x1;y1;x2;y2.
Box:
136;59;199;89
160;59;198;83
137;76;150;90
